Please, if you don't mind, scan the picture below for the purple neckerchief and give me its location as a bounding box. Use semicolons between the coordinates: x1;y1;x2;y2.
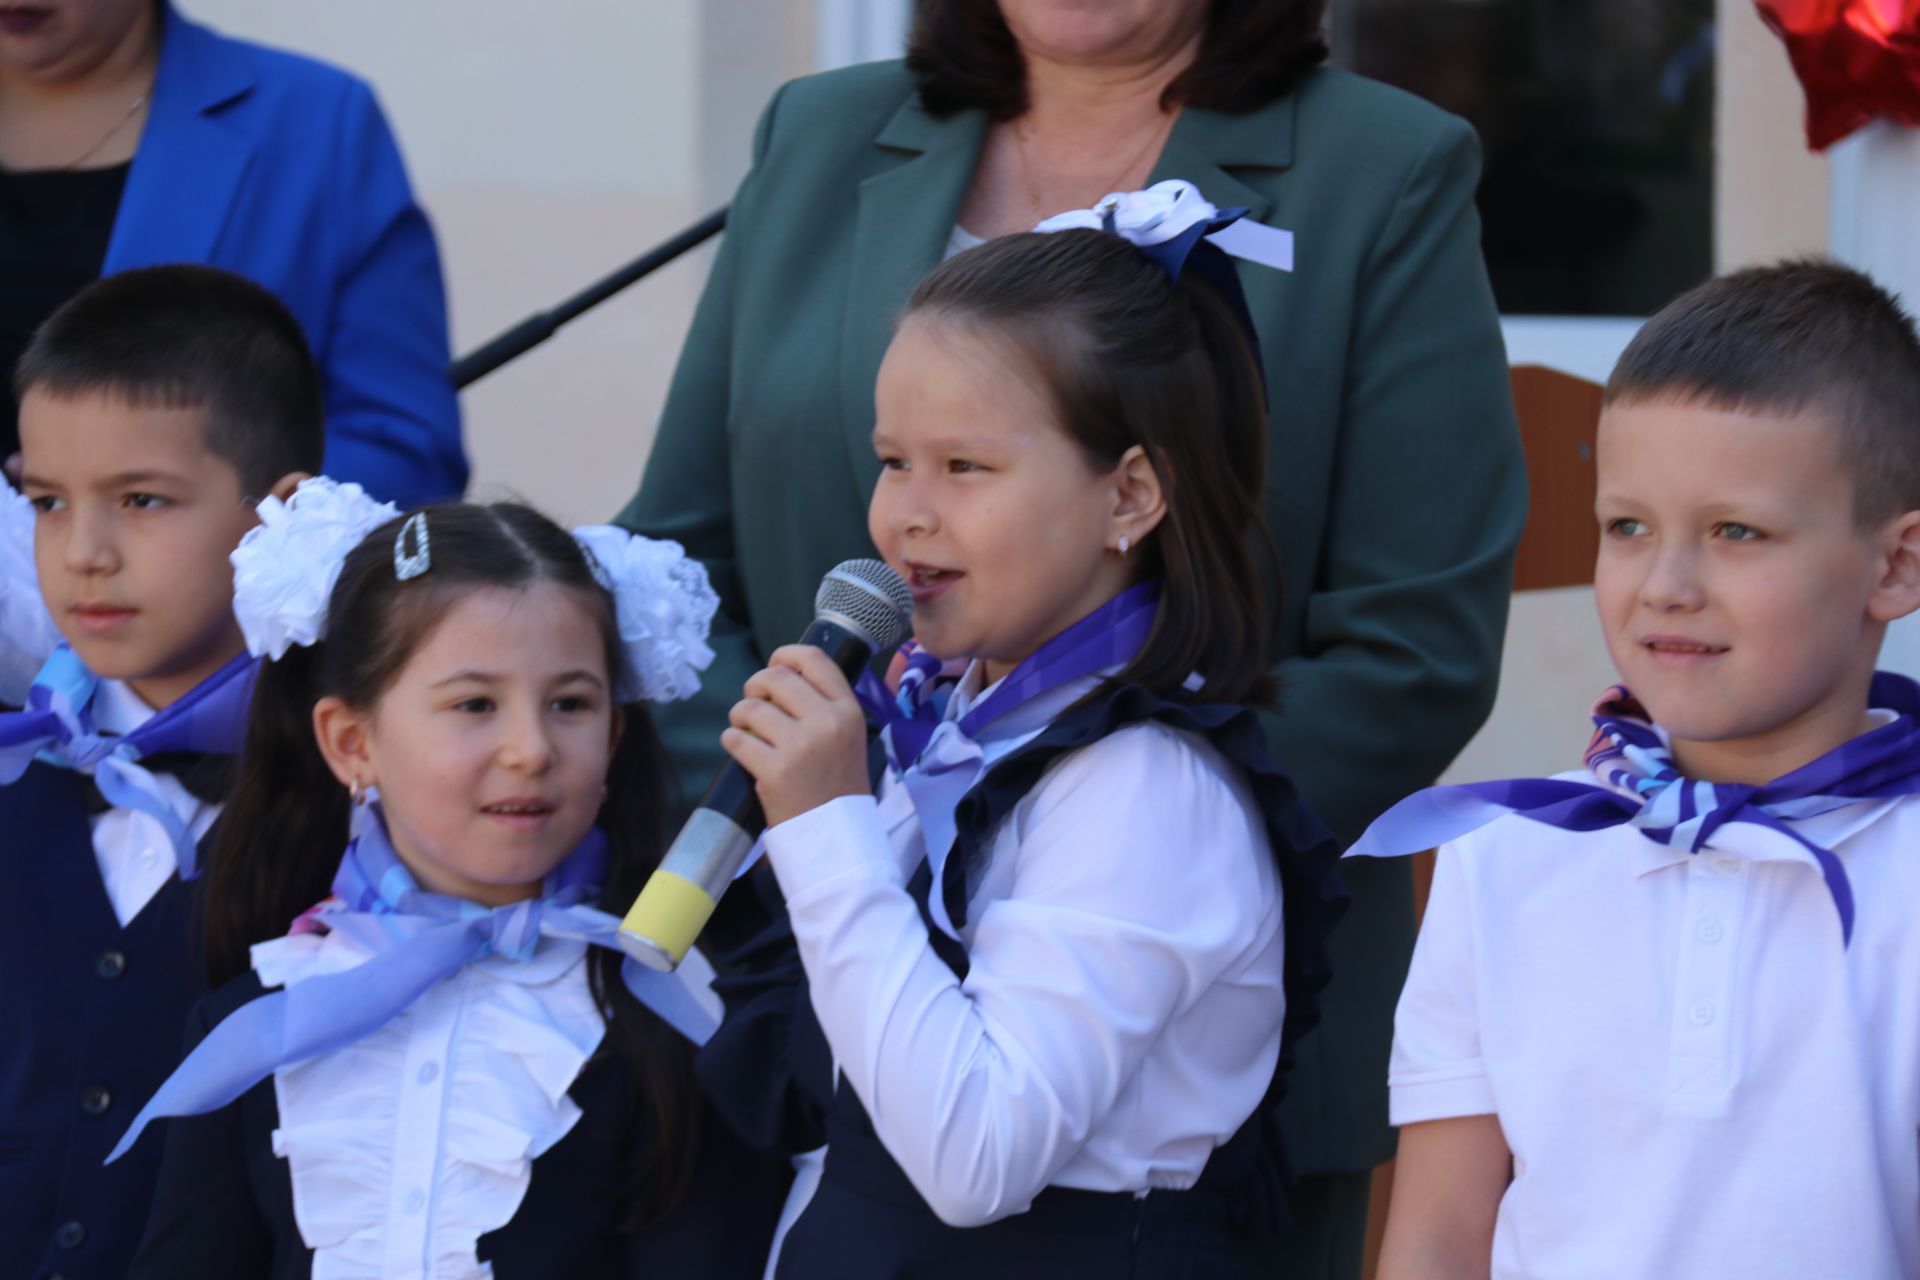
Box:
0;645;256;878
108;805;720;1163
1349;671;1920;946
854;582;1160;938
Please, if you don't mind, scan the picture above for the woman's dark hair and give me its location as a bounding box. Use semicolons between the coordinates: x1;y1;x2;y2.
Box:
203;501;698;1227
905;229;1275;706
906;0;1329;120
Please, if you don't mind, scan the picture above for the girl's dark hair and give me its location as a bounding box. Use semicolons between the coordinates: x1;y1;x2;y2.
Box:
906;0;1330;121
204;502;698;1228
905;230;1275;706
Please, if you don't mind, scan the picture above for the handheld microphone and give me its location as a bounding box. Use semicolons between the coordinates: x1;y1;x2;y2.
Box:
619;559;913;971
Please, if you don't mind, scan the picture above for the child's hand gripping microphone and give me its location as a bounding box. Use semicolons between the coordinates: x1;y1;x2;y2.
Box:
618;559;912;971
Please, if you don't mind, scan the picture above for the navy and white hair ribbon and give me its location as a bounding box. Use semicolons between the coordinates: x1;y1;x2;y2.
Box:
855;582;1161;940
1348;672;1920;946
1033;179;1294;371
108;806;721;1163
0;645;256;878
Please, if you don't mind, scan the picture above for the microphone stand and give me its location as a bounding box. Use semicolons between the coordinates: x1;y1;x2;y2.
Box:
449;206;728;390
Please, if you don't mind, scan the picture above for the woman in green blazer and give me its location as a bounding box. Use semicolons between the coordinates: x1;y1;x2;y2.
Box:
617;2;1524;1272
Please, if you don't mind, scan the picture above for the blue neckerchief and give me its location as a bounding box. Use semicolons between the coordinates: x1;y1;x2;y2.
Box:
108;806;719;1162
0;644;256;877
1349;672;1920;946
853;582;1160;939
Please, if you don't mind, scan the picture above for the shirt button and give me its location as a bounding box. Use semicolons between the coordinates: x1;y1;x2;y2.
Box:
416;1060;439;1085
96;950;127;979
140;847;159;867
1712;856;1741;876
55;1220;86;1249
80;1086;111;1116
1696;918;1725;944
1689;1000;1716;1027
405;1188;426;1213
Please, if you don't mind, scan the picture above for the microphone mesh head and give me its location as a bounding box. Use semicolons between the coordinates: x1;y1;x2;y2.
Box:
816;559;912;652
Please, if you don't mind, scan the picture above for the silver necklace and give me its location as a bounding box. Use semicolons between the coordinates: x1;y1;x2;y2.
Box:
58;90;148;171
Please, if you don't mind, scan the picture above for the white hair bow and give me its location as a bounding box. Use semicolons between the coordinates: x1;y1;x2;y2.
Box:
229;477;718;704
0;484;62;705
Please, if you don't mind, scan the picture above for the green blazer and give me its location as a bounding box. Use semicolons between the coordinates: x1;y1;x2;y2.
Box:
617;61;1525;1177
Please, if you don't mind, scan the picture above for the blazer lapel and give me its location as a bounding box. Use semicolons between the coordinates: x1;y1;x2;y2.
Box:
106;5;255;272
1151;94;1298;225
839;95;986;500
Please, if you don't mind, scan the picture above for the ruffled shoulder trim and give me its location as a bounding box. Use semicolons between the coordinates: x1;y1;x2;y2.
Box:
257;936;606;1276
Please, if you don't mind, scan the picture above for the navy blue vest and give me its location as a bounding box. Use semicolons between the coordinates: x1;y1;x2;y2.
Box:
701;686;1348;1280
0;761;214;1280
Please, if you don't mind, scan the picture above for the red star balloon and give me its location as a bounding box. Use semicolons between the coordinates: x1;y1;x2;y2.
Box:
1757;0;1920;149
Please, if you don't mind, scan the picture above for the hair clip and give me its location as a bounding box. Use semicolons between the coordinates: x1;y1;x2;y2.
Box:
394;512;431;581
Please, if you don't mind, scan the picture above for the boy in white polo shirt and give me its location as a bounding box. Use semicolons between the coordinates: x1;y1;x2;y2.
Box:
1361;260;1920;1280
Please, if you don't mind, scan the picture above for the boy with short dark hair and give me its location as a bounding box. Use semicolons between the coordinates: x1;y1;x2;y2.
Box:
0;264;321;1280
1364;260;1920;1279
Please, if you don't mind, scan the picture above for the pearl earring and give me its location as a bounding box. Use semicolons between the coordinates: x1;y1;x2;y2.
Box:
1117;534;1131;556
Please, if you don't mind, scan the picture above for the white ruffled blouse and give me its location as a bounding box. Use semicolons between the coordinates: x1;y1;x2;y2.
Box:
250;926;607;1279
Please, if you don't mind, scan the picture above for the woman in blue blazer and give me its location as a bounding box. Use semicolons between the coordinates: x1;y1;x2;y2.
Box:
0;0;464;506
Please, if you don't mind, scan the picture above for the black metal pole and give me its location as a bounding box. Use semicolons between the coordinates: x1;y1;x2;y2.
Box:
449;206;728;390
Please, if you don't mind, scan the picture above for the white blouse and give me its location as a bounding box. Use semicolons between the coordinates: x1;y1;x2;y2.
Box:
943;223;986;259
251;927;606;1279
763;663;1285;1229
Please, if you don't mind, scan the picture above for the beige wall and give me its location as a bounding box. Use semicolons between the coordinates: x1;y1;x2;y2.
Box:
182;0;818;526
1715;0;1828;269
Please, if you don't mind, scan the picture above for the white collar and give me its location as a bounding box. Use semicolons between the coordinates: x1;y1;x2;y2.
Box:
91;677;159;735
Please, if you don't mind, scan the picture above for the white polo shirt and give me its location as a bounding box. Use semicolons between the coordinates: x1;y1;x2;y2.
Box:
1390;788;1920;1279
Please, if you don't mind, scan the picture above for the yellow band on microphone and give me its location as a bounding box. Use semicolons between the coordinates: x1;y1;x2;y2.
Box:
618;870;717;967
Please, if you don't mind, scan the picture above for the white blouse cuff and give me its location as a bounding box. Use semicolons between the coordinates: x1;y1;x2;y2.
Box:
764;793;901;905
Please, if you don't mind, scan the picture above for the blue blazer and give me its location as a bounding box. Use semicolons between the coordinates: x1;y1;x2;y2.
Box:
105;5;466;507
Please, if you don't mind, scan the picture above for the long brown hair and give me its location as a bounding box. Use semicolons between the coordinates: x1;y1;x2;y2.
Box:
203;502;699;1227
905;229;1276;707
906;0;1330;121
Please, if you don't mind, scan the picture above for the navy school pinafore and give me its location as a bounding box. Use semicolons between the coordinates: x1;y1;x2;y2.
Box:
699;686;1348;1280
